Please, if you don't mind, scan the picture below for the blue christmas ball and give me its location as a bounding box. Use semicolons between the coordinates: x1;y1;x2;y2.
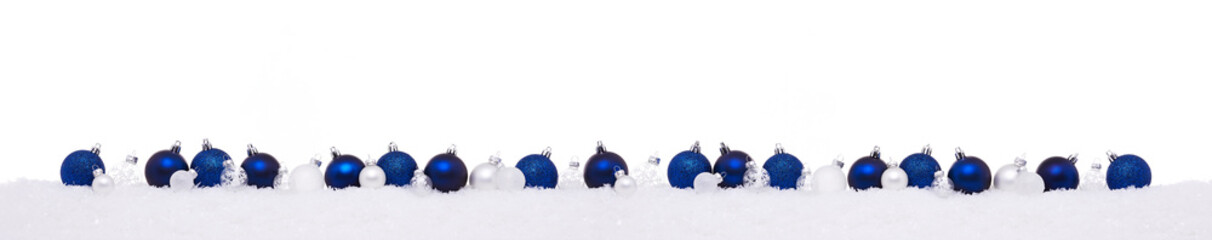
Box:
585;149;628;188
241;151;280;188
948;156;992;194
848;156;887;190
1036;156;1080;191
516;154;558;189
325;155;365;189
763;152;803;190
713;150;750;188
667;150;710;189
1107;154;1151;190
60;149;105;186
424;153;468;192
190;148;230;187
900;153;941;189
145;148;188;187
377;151;417;187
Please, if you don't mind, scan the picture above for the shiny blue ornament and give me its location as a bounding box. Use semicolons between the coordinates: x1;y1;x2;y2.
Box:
900;146;941;188
666;142;711;189
763;144;802;190
145;141;189;187
516;148;558;189
713;143;750;188
60;144;105;186
1107;153;1151;190
241;144;280;188
1036;156;1080;191
190;139;230;187
325;147;365;189
584;142;629;188
848;147;887;190
424;147;468;192
947;149;991;194
376;142;417;187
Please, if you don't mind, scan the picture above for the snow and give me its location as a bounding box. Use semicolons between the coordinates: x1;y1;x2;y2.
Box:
2;180;1210;240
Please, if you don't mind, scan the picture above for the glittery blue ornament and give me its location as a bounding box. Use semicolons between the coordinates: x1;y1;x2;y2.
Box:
848;147;887;190
713;143;751;188
145;141;189;187
1036;155;1080;191
516;148;558;189
900;146;941;188
424;146;468;192
377;142;417;187
241;144;280;188
325;147;365;189
947;149;991;194
190;139;230;187
584;141;629;188
1106;153;1151;190
667;142;711;189
763;144;803;190
60;144;105;186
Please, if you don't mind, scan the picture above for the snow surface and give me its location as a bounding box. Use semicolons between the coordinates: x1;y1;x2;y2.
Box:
2;181;1211;240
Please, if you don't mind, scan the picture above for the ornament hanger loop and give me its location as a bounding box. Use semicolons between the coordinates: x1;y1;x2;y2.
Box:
330;147;341;157
1106;150;1118;162
719;142;730;155
870;146;881;159
447;144;457;154
690;141;701;153
202;138;213;150
91;143;102;155
922;144;932;155
311;154;323;167
568;156;581;168
832;155;845;168
171;140;182;154
388;142;399;152
613;166;626;177
774;143;785;154
488;152;502;165
542;146;553;158
596;141;606;153
1014;155;1028;172
247;144;258;156
1067;153;1079;164
648;152;660;165
954;147;966;161
365;154;377;166
125;151;138;164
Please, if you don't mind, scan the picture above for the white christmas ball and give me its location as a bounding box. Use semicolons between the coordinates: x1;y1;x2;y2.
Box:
880;166;909;190
469;163;500;190
92;174;115;194
993;164;1021;190
1010;171;1045;194
613;175;637;196
693;172;721;194
289;164;325;192
811;165;847;193
359;165;386;189
410;173;433;196
169;170;197;191
493;166;526;191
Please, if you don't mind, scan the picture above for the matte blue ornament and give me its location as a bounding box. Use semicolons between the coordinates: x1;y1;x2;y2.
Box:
1036;155;1080;191
713;143;751;188
763;144;803;190
1106;153;1151;190
516;147;558;189
584;141;629;188
190;139;231;187
325;147;365;189
241;144;280;188
60;144;105;186
424;146;468;192
900;146;941;188
667;141;711;189
947;148;992;194
848;147;887;190
145;141;189;187
377;142;417;187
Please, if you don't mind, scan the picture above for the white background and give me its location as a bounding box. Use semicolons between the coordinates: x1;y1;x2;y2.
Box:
2;0;1210;185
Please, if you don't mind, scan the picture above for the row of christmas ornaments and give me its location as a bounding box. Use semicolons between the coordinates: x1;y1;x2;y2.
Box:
60;140;1152;195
